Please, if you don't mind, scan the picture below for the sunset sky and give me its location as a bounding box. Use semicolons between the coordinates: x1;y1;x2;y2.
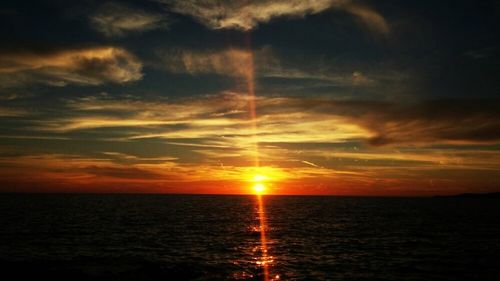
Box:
1;0;499;195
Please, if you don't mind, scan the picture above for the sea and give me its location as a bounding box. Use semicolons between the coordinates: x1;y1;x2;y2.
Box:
0;194;499;281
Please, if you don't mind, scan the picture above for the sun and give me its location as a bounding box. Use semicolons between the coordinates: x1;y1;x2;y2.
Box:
251;174;268;194
253;183;266;194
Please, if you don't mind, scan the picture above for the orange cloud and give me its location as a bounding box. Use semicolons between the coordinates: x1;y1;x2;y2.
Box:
90;2;168;37
161;0;388;35
160;48;255;78
344;3;390;35
0;46;143;87
163;0;346;30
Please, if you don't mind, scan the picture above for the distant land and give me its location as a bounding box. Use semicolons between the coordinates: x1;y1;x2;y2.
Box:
434;192;500;198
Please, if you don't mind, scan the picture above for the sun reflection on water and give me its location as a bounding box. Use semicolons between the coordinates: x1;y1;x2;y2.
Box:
255;194;280;281
242;32;279;281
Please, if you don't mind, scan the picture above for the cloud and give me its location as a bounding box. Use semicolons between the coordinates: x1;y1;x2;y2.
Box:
161;0;342;30
0;46;143;87
44;92;366;145
255;97;500;146
157;47;380;87
83;166;165;179
0;107;26;117
160;0;388;33
355;100;500;146
33;91;500;149
90;2;168;37
2;94;500;194
343;3;389;35
0;153;179;185
159;48;254;78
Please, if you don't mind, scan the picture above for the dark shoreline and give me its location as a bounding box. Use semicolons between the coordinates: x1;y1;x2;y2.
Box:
433;192;500;198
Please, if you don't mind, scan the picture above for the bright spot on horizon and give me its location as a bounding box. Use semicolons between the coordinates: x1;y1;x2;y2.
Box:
253;183;266;194
251;174;269;194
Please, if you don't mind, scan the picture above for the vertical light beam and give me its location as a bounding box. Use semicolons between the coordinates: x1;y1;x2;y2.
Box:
244;33;276;281
256;194;271;281
244;34;260;168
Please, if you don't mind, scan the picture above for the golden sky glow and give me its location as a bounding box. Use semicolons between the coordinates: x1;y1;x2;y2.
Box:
1;0;499;195
1;91;499;195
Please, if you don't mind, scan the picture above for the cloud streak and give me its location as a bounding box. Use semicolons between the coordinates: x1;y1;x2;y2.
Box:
159;48;255;78
347;100;500;146
32;93;500;148
90;2;168;37
0;46;143;87
343;3;390;35
157;46;383;87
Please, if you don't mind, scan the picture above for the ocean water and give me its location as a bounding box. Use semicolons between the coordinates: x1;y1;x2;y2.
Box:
0;194;499;281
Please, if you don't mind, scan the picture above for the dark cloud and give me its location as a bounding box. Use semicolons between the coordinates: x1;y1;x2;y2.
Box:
262;98;500;146
359;100;500;145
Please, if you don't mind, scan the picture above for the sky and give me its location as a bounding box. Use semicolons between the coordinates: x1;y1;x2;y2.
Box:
0;0;499;195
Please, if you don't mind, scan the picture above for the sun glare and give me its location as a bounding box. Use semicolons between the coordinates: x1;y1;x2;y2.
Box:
253;174;268;182
250;173;270;194
253;183;266;194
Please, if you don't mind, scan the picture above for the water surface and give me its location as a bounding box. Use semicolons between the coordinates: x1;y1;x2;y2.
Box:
0;194;499;280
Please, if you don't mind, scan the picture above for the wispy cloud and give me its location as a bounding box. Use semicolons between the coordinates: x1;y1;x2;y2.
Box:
41;92;368;146
90;2;168;37
160;0;388;34
2;93;500;194
0;46;143;87
159;48;255;78
351;100;500;146
32;92;500;149
157;46;381;87
0;106;26;117
343;3;390;35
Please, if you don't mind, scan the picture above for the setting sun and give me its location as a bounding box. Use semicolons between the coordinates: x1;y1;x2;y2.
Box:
253;183;266;194
250;173;270;194
1;1;498;281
